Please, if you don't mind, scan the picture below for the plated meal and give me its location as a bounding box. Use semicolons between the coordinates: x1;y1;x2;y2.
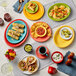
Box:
60;27;73;40
30;22;52;42
54;25;75;48
25;1;38;14
4;19;29;47
18;56;39;74
6;20;27;44
48;3;71;21
23;1;44;20
51;51;63;63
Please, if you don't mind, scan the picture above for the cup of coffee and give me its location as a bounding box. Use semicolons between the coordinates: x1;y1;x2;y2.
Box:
39;46;48;56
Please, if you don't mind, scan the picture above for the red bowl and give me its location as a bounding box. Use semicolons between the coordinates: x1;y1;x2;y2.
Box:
51;51;64;63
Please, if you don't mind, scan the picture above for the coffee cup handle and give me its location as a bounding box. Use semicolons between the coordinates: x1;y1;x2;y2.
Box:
45;53;48;56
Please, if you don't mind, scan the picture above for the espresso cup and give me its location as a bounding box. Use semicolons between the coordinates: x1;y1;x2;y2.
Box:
39;46;48;56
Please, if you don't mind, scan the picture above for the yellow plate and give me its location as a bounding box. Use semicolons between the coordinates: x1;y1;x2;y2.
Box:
54;25;75;48
23;1;44;20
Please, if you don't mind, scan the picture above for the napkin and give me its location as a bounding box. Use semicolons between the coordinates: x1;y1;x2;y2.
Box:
13;0;29;13
57;51;76;76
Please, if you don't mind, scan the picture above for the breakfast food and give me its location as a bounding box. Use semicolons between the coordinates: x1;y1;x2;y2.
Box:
31;22;51;38
0;18;4;26
65;59;72;66
48;3;70;21
12;23;25;28
68;52;74;59
61;28;72;38
7;22;25;40
24;44;33;53
25;1;38;14
51;51;63;63
4;13;11;22
5;49;16;61
18;56;38;74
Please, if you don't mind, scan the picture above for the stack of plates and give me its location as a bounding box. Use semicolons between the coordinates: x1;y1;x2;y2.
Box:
4;19;29;47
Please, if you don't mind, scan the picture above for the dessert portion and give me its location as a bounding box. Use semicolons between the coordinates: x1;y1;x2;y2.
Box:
18;56;38;74
48;3;70;21
7;23;25;40
25;1;38;14
4;13;11;22
31;22;51;38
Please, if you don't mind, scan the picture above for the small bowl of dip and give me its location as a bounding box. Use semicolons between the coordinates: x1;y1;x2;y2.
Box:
51;51;63;63
24;44;33;53
60;27;73;40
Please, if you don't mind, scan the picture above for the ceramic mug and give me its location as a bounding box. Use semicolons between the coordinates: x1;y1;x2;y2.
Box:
39;46;48;56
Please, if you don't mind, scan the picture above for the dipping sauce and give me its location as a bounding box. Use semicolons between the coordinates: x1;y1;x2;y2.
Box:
51;51;63;63
24;44;32;53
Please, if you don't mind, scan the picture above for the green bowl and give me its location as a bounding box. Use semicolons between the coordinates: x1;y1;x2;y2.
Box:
25;1;38;14
48;3;71;21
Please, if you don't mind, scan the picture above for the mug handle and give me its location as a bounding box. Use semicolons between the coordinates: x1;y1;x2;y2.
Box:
45;53;48;56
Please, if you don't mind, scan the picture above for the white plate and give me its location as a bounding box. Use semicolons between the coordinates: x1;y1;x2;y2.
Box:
60;27;73;40
20;55;39;75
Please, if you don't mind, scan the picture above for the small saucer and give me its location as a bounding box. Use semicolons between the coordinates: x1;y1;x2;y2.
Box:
36;46;49;59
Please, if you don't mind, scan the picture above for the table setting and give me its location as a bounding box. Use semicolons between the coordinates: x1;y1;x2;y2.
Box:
0;0;76;76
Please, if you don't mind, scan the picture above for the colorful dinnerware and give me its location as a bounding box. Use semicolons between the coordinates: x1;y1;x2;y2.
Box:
6;20;27;44
4;19;29;47
30;22;52;42
39;46;48;56
24;44;33;53
18;55;39;74
23;1;44;20
36;46;49;59
25;1;39;14
48;3;71;21
51;51;63;63
54;25;75;48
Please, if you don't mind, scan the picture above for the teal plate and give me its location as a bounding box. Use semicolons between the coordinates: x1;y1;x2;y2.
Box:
6;20;27;44
48;3;71;21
